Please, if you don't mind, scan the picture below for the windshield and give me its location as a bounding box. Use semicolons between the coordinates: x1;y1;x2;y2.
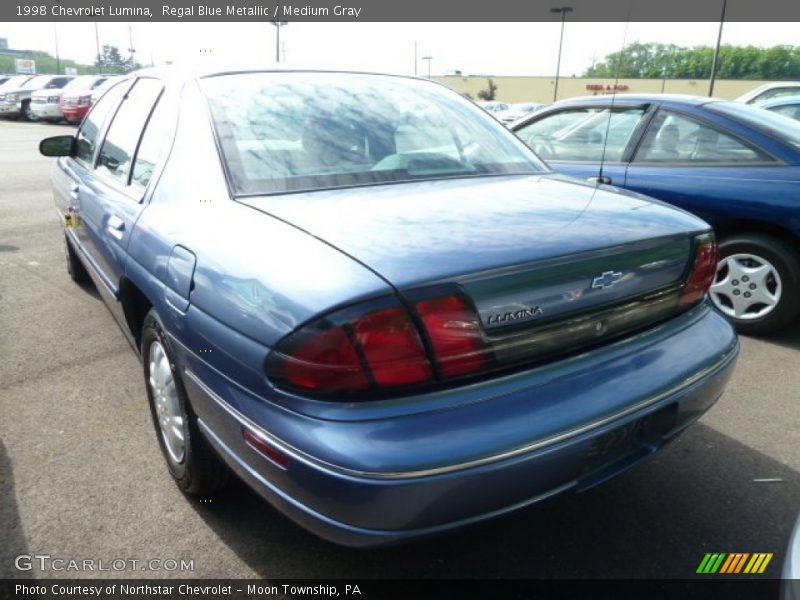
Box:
707;101;800;150
0;75;32;90
202;73;546;195
20;76;49;90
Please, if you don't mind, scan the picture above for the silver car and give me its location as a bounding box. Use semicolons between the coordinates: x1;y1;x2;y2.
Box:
0;75;73;121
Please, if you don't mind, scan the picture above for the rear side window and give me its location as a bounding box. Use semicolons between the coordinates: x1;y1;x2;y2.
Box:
97;78;164;185
131;95;172;189
634;110;773;164
74;81;128;166
770;104;800;121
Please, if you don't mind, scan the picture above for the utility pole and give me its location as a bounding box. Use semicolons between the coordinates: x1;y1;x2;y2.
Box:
94;22;102;73
127;24;136;67
708;0;727;97
414;41;418;76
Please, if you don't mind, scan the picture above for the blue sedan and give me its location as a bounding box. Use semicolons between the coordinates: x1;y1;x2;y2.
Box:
512;95;800;335
39;70;737;546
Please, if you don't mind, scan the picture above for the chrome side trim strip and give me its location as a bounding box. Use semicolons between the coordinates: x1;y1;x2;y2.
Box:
184;344;737;481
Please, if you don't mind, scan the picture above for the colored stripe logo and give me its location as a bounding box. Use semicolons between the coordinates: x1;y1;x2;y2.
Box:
696;552;773;574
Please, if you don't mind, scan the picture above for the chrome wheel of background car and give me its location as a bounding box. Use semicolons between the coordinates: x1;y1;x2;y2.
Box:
148;340;185;464
710;253;782;320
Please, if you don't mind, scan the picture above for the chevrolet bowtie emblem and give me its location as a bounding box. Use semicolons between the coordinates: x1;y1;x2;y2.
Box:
591;270;623;290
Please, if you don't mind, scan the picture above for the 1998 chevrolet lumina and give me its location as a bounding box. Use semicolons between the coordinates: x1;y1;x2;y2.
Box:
40;68;738;546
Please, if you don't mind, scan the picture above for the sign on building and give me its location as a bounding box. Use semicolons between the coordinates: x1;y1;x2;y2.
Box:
15;59;36;74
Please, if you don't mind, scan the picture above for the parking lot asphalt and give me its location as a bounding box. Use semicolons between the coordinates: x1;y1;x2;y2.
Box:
0;119;798;580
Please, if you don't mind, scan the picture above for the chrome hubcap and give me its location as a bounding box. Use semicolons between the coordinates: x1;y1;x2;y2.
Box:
148;341;185;463
710;253;782;320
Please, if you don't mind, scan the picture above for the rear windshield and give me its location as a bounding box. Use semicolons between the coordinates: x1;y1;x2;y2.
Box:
201;73;545;195
706;101;800;150
64;76;100;90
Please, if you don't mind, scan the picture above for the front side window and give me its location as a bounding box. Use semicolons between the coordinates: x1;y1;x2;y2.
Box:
202;73;545;195
97;78;164;185
634;110;773;164
74;81;128;166
515;107;645;162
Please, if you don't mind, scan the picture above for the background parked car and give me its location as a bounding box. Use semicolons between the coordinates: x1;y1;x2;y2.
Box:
477;100;510;114
60;75;124;124
38;68;737;546
0;74;73;121
758;95;800;122
0;74;34;94
31;75;110;123
496;102;546;125
512;94;800;334
736;82;800;105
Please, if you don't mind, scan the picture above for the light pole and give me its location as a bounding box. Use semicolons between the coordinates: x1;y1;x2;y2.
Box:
414;41;418;76
422;56;433;79
708;0;727;97
550;6;572;102
271;21;287;63
53;23;60;74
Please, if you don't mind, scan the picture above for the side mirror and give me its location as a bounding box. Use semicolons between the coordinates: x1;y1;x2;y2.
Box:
39;135;75;157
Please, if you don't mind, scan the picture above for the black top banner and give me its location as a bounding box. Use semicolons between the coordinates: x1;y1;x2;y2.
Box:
3;0;800;22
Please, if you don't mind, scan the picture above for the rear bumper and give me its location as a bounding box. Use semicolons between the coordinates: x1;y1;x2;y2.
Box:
181;303;738;546
30;103;63;119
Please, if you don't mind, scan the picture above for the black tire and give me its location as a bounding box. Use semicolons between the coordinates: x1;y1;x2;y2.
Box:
64;233;91;284
21;101;38;122
712;234;800;335
141;309;229;496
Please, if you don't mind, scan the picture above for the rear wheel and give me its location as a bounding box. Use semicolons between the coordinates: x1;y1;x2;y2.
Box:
21;101;38;122
64;234;91;284
142;309;229;496
710;234;800;335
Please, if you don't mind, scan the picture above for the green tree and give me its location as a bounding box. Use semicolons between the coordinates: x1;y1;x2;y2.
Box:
95;44;141;74
585;43;800;80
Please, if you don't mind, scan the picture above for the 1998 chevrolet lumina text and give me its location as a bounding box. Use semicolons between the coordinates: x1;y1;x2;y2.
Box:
38;67;738;546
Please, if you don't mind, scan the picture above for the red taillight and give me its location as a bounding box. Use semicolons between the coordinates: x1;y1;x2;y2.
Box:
280;325;368;392
415;295;488;377
680;234;718;308
268;300;433;396
352;307;432;386
267;292;491;398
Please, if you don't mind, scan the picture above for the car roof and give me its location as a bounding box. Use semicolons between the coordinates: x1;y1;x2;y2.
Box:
548;93;719;107
132;64;433;87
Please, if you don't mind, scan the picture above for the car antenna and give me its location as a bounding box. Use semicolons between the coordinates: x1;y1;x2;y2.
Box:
597;1;634;186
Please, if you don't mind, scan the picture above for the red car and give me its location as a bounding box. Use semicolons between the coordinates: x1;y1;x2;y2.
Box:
60;75;122;123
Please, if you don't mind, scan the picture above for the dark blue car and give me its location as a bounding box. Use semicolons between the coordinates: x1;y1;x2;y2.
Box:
40;70;737;546
512;95;800;334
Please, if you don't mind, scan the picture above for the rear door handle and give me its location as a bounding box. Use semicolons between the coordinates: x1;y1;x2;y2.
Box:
107;215;125;240
587;175;613;185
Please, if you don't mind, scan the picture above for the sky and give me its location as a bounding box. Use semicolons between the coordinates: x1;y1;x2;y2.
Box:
0;21;797;77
